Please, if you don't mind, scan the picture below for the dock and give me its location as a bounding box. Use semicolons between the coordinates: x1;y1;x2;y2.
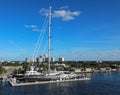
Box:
8;77;91;87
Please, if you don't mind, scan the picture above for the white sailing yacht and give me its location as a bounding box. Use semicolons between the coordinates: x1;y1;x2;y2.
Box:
23;6;85;82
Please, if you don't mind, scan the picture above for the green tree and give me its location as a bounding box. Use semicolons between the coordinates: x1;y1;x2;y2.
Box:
0;65;6;75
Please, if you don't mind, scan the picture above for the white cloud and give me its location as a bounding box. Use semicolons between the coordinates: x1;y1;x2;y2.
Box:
25;25;38;29
25;25;43;32
60;6;69;9
32;29;45;32
39;6;81;21
53;10;80;21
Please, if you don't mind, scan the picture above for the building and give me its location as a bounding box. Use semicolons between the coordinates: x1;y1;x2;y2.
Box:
44;57;55;62
36;54;55;63
36;57;43;63
45;57;49;62
59;57;64;62
26;57;33;63
51;57;55;62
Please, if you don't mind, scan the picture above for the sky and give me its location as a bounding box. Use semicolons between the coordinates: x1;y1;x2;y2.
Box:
0;0;120;61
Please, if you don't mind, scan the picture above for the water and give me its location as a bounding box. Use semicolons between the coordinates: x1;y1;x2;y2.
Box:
1;72;120;95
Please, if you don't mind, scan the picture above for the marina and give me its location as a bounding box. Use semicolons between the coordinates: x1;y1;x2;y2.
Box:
0;0;119;95
5;6;91;87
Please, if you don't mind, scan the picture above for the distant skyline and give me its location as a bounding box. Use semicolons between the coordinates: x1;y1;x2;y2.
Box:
0;0;120;61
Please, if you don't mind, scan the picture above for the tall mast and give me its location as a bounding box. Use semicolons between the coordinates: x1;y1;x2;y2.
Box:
48;6;51;71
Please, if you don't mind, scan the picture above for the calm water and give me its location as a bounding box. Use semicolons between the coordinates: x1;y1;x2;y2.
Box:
1;72;120;95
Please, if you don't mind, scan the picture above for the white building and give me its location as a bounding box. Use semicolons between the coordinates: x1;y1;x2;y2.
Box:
36;54;55;63
51;57;55;62
44;57;55;62
26;57;33;63
59;57;64;62
37;57;43;63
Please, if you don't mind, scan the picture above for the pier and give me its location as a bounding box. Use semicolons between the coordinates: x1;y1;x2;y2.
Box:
8;77;91;87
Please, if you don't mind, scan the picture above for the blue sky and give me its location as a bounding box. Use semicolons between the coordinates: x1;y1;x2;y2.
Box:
0;0;120;61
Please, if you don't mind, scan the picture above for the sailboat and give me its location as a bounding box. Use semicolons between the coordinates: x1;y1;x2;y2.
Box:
18;6;88;83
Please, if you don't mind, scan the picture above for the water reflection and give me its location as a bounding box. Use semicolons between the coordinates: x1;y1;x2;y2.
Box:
0;83;3;95
46;82;78;95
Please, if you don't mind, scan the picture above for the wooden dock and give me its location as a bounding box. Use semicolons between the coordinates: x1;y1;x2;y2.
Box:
8;77;91;87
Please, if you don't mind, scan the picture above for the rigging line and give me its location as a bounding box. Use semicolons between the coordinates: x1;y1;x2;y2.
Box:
34;19;48;58
32;19;47;59
32;31;43;60
32;31;42;59
33;31;43;59
33;17;48;59
32;16;48;60
38;21;48;55
40;39;48;55
34;20;47;58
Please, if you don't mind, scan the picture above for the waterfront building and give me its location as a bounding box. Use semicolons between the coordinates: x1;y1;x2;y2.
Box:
59;57;64;62
36;57;43;63
26;57;33;63
54;63;66;67
36;54;55;63
86;68;92;72
44;57;55;62
51;57;55;62
45;57;49;62
75;69;82;73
